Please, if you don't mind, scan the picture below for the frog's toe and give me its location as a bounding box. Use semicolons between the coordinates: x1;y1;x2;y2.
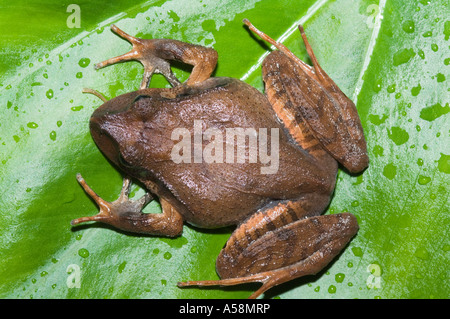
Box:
94;24;181;89
71;174;152;228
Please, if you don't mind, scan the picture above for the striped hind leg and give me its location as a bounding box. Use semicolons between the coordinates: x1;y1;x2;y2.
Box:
178;195;358;298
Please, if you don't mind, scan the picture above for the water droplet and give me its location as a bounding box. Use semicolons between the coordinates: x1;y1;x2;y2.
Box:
386;82;397;93
118;261;127;273
49;131;56;141
417;158;424;166
351;246;363;257
372;78;382;92
422;30;432;37
78;58;90;68
328;285;336;294
27;122;38;129
373;145;384;157
393;48;416;66
202;19;216;33
163;252;172;260
418;49;425;59
51;258;58;263
383;163;397;180
414;246;429;260
76;234;82;240
347;262;353;268
437;153;450;174
13;135;20;143
436;73;446;83
76;72;83;79
57;120;62;127
314;286;320;292
335;273;345;283
78;248;89;258
351;200;359;207
161;235;188;249
444;20;450;40
153;248;160;255
420;103;449;121
411;84;421;96
161;279;167;286
46;89;54;99
401;20;415;33
387;126;409;145
26;187;31;192
52;284;57;289
368;114;388;125
418;175;431;185
71;105;83;112
431;43;438;52
398;214;412;228
40;271;48;277
167;10;180;22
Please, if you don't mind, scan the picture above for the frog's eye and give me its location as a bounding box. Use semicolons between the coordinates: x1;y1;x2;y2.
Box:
118;153;133;168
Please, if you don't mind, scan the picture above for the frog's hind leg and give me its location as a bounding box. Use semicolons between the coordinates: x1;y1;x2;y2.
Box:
71;174;183;237
95;25;218;89
178;197;359;299
244;19;368;173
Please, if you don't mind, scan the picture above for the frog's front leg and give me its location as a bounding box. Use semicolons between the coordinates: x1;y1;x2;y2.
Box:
71;174;183;236
95;25;218;89
178;198;358;299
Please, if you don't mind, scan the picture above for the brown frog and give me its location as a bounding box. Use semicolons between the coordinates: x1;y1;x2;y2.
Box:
71;19;368;298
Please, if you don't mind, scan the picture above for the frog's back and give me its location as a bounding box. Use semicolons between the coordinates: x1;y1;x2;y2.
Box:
123;77;334;227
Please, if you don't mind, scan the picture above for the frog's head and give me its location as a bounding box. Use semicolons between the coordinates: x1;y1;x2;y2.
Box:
88;91;148;173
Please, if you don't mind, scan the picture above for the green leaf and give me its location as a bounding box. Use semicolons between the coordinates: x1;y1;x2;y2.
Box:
0;0;448;299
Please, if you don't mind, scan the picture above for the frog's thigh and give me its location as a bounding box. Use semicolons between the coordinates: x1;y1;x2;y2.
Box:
262;51;328;160
218;193;329;272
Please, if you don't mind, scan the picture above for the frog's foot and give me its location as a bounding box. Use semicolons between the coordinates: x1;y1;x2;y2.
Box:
94;25;181;89
71;174;183;236
95;25;218;89
178;212;358;299
243;19;317;81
